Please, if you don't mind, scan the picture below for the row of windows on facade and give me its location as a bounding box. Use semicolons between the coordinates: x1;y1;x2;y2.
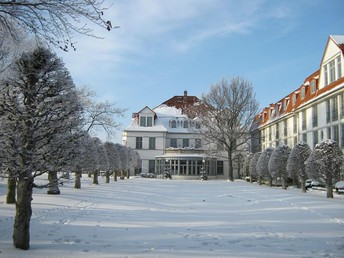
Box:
262;55;342;121
261;93;344;142
135;137;202;149
262;124;344;149
139;116;200;129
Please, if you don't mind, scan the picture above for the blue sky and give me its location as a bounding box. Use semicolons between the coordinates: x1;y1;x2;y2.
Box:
59;0;344;143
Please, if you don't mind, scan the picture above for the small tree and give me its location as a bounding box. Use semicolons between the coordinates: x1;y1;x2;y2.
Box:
287;141;311;192
93;137;109;184
268;145;291;189
249;152;261;183
257;147;274;186
306;139;343;198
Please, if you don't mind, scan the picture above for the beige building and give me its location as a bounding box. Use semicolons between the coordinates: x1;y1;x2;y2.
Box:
251;35;344;153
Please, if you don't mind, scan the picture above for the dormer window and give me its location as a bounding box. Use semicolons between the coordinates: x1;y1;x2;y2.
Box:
170;120;177;128
292;93;297;106
183;120;189;128
300;87;305;99
311;80;316;94
140;116;153;127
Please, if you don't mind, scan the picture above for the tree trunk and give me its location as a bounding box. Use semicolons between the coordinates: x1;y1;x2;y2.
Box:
13;177;33;250
227;152;234;181
327;185;334;198
93;170;99;185
300;177;306;193
114;171;117;181
105;170;110;183
268;176;273;187
258;176;262;185
47;171;60;195
74;170;81;189
6;176;16;204
282;177;287;190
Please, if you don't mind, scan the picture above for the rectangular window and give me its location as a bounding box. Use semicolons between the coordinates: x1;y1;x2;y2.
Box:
302;133;307;143
183;139;189;148
293;116;297;134
148;160;155;173
136;137;142;149
170;138;177;148
147;116;153;127
312;106;318;128
324;64;328;85
140;116;153;127
341;94;344;118
149;137;156;149
313;130;318;147
195;139;201;148
294;136;298;146
311;80;316;94
275;123;279;139
301;87;305;99
217;161;224;175
338;56;342;79
341;124;344;148
327;127;332;139
332;97;338;121
302;110;306;131
283;120;287;137
326;99;331;123
329;60;336;83
269;127;272;141
333;125;339;143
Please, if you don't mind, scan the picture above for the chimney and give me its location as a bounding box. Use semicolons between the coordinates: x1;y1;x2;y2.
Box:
184;90;187;96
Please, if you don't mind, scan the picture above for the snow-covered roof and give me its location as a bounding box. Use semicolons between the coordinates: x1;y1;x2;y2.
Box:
331;35;344;45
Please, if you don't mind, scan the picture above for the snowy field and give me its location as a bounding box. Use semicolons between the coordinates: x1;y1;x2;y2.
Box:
1;176;344;258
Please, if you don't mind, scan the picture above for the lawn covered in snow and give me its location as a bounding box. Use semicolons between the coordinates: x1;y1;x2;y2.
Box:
1;175;344;258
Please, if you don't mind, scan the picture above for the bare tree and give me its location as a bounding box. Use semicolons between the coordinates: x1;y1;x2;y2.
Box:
77;86;127;140
92;137;109;184
268;145;291;189
286;141;311;192
196;77;259;181
306;139;343;198
0;46;83;250
257;147;274;186
104;141;120;183
0;0;116;51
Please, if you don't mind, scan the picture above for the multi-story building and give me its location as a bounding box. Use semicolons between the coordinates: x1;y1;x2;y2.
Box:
251;35;344;153
122;91;237;179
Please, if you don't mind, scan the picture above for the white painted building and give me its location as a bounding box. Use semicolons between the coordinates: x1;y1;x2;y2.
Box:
122;91;235;179
251;35;344;153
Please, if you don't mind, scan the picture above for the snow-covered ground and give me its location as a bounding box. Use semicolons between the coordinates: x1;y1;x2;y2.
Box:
1;175;344;258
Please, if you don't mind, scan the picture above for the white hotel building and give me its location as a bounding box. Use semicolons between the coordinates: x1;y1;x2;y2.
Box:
250;35;344;153
122;91;234;179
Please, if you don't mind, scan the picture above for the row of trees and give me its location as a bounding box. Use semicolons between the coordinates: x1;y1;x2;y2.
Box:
0;0;121;251
248;140;343;198
0;46;134;250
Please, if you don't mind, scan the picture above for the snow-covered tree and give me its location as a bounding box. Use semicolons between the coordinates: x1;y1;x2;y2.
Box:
0;0;115;51
104;141;120;183
257;147;274;186
286;141;311;192
0;46;83;250
93;137;109;184
306;140;343;198
268;145;291;189
249;152;261;183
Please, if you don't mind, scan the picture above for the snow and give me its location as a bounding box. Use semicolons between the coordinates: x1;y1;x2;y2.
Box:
1;176;344;258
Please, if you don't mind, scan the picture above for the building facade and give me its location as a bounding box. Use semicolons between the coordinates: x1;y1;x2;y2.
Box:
122;91;237;179
251;35;344;153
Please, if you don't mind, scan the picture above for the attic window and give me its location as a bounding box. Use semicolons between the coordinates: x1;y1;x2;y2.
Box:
140;116;153;127
170;120;177;128
301;87;305;99
311;80;316;94
292;93;297;106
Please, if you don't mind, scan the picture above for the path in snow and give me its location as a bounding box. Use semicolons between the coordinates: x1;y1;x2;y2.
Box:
1;176;344;257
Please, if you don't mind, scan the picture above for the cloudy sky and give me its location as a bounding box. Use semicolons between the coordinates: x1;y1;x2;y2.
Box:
59;0;344;143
